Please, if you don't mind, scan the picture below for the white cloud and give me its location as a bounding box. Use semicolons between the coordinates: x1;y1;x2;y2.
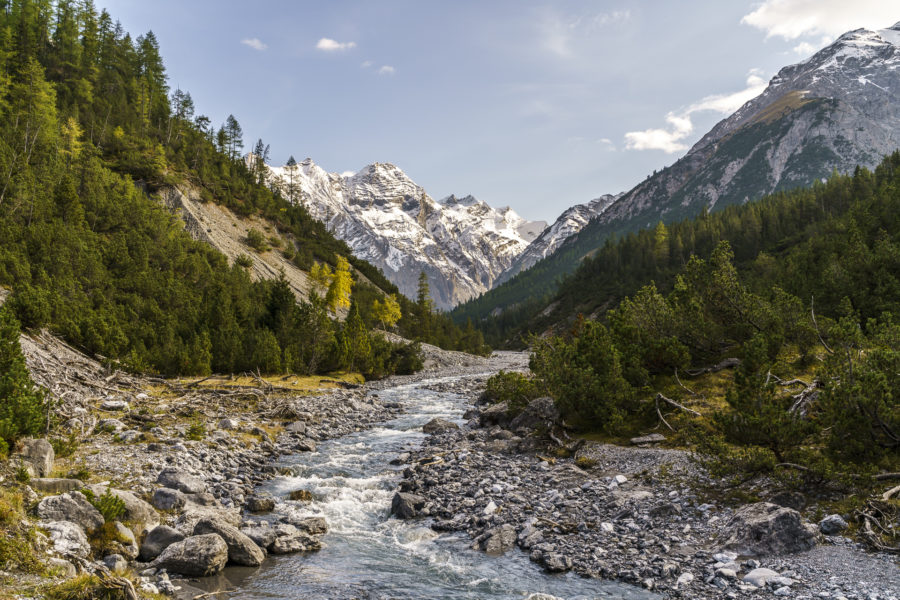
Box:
340;170;356;178
625;69;768;153
241;38;267;51
540;9;631;58
377;65;395;75
360;60;373;69
316;38;356;52
741;0;897;40
792;41;817;55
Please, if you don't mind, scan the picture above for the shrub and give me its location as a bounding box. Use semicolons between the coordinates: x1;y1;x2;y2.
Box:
186;421;206;441
83;488;126;522
235;253;253;268
51;433;80;458
0;306;48;455
483;371;543;416
245;228;268;252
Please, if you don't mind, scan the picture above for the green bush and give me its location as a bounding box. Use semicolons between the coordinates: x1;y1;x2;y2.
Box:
483;370;543;416
83;488;126;522
245;228;268;252
186;421;206;441
0;306;48;455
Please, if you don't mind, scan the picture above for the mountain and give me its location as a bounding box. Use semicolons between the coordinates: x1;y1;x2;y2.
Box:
496;193;621;285
265;159;546;310
452;22;900;326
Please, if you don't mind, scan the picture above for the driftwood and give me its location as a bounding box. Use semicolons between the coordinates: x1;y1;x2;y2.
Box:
685;358;741;377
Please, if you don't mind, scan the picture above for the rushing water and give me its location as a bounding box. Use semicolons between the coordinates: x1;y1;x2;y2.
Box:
192;374;658;600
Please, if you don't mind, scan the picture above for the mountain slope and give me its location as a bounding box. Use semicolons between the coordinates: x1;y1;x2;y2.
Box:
497;194;620;285
265;159;546;310
453;22;900;325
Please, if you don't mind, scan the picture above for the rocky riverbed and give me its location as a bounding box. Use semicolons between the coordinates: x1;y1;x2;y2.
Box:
390;376;900;600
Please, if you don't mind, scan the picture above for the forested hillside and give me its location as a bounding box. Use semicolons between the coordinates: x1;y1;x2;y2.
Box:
0;0;487;377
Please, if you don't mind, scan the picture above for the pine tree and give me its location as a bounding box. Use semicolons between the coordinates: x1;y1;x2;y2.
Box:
0;305;47;455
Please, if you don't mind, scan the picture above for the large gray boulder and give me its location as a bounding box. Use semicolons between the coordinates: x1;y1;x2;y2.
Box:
480;524;517;555
721;502;818;556
151;487;186;511
479;402;511;427
36;492;104;533
390;492;426;519
241;524;277;550
15;438;54;477
44;520;90;558
193;516;265;567
86;484;159;536
156;468;207;494
139;525;185;562
422;418;459;435
268;524;322;554
152;533;228;577
29;478;84;494
509;397;560;433
819;514;849;535
244;494;275;513
293;516;328;536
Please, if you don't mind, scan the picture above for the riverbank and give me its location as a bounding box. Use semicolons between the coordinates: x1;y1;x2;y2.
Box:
395;376;900;600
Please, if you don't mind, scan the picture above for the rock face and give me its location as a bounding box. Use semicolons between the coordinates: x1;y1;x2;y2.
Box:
390;492;426;519
156;468;207;494
15;438;54;477
263;160;547;309
139;525;185;562
721;502;818;555
422;418;459;435
152;533;229;577
44;520;91;558
36;492;104;533
193;516;265;567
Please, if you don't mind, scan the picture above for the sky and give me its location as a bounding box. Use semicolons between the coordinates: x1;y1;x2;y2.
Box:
99;0;899;222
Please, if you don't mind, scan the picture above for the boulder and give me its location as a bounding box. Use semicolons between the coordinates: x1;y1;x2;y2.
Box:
103;553;128;574
218;418;239;430
36;492;104;533
152;533;228;577
743;567;781;587
285;421;306;435
29;478;84;494
509;397;560;432
86;484;159;536
110;520;139;559
43;520;90;558
48;557;77;578
542;553;573;572
422;418;459;435
288;489;313;502
269;524;322;554
98;419;126;433
481;524;517;555
479;402;511;427
721;502;818;556
193;516;265;567
15;438;54;477
151;487;186;511
100;399;130;411
294;438;316;452
819;514;849;535
174;504;241;536
293;516;327;536
156;468;207;494
241;525;277;550
139;525;185;562
245;494;275;513
390;492;426;519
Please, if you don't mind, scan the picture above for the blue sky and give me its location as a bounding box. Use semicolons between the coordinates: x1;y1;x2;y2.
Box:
100;1;897;222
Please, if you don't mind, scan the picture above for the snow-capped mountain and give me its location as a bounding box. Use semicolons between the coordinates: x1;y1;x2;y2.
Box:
453;21;900;321
265;160;546;310
497;193;621;285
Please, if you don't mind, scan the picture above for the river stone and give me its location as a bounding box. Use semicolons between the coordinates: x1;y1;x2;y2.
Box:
481;523;517;554
194;516;265;567
526;595;565;600
422;418;459;435
269;524;322;554
87;484;159;536
721;502;818;555
543;553;573;572
391;492;426;519
37;492;104;533
743;567;781;587
157;468;207;494
29;478;84;494
241;525;277;550
245;494;275;513
15;438;54;477
44;520;90;558
294;438;317;452
479;402;511;427
293;516;328;535
509;397;560;432
288;489;313;502
152;533;228;577
139;525;185;561
819;514;849;535
151;487;186;511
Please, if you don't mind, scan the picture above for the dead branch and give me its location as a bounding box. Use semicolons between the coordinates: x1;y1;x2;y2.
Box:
810;296;834;354
655;393;701;417
674;368;698;397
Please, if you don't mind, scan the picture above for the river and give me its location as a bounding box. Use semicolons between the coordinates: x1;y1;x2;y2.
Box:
188;368;657;600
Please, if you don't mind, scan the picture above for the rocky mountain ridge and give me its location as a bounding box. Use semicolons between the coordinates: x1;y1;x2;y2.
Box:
265;159;547;310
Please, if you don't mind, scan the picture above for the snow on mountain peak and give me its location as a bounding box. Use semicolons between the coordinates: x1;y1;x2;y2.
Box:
264;161;548;309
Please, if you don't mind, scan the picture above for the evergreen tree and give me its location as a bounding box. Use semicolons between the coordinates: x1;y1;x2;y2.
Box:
0;305;46;455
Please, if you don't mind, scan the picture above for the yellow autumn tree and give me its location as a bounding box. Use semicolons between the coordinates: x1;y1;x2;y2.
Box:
309;261;334;291
325;255;353;312
372;293;402;330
